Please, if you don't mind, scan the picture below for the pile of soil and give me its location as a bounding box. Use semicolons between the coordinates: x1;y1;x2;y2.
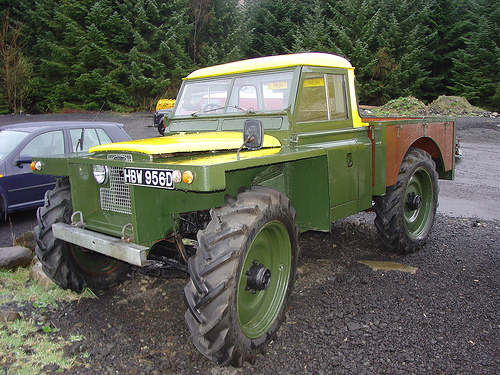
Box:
366;96;492;117
427;96;490;116
371;96;428;116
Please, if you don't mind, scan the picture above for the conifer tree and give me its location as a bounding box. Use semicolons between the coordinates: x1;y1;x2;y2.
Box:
18;0;192;111
291;0;333;53
245;0;314;57
3;0;500;111
320;0;380;103
449;0;500;110
366;0;434;104
418;0;473;102
198;0;245;66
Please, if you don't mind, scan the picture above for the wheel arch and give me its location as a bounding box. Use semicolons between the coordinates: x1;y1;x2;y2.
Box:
384;121;455;187
247;157;331;232
386;136;452;187
0;192;6;221
410;137;447;176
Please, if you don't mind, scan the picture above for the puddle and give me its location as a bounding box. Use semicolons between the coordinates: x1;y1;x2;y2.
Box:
357;260;418;274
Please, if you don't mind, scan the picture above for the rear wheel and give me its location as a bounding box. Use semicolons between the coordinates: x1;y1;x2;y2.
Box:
374;148;439;254
34;177;130;292
184;186;299;366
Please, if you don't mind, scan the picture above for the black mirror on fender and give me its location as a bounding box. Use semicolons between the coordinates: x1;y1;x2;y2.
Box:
243;119;263;150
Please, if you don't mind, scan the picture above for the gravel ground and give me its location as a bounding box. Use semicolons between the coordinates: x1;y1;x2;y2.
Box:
40;213;498;375
1;112;499;374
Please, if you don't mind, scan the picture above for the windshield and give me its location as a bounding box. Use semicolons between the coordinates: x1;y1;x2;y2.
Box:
173;70;294;117
0;130;29;161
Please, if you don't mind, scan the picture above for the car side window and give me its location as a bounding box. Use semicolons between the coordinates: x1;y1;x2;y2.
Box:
96;128;112;145
297;73;348;122
20;130;64;157
70;128;112;152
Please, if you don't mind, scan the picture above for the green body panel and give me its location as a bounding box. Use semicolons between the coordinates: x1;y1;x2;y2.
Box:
62;129;371;242
251;158;331;232
66;149;334;243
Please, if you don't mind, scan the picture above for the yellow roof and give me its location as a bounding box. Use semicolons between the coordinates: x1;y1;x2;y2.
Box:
186;53;353;80
89;132;281;155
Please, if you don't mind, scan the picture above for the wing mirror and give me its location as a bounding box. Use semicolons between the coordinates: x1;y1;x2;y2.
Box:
15;155;32;168
243;119;263;150
237;120;263;160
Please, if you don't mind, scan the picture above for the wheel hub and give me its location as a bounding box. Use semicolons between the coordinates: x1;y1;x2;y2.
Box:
245;259;271;294
406;192;422;211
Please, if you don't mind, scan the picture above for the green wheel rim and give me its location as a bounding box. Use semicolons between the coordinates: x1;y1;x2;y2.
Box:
237;220;292;339
71;245;121;274
404;167;434;238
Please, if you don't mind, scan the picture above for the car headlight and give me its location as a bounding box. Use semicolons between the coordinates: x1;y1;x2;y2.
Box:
93;165;108;184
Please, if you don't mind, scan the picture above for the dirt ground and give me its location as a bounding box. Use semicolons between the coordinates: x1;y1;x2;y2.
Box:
1;112;499;374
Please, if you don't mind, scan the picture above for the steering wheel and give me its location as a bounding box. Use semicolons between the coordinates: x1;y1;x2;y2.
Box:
202;103;223;112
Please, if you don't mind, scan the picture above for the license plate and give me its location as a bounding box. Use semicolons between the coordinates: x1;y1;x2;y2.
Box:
123;168;174;189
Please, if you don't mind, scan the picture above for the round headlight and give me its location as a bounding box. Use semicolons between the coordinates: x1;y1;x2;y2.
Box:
172;170;182;183
93;165;108;184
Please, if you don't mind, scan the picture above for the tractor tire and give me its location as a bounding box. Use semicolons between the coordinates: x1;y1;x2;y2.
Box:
184;186;299;366
374;147;439;254
34;177;130;293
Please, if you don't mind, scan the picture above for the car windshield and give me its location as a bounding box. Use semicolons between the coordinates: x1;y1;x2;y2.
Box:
0;130;29;161
173;70;294;117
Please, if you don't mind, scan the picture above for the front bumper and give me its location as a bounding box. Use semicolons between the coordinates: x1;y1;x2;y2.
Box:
52;223;149;266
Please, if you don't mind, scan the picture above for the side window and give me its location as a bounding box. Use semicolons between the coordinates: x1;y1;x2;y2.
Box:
96;128;112;145
20;130;64;157
297;73;348;122
326;74;348;120
70;128;112;152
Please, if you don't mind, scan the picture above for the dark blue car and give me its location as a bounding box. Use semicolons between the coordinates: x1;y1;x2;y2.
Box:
0;121;131;220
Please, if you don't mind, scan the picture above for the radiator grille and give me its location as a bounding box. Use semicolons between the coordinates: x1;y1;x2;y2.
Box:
99;154;132;214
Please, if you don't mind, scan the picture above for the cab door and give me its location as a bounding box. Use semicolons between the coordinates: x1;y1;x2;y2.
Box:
293;69;372;219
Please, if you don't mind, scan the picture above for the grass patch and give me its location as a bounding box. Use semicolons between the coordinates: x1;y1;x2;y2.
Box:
0;318;76;374
0;268;82;307
0;267;94;374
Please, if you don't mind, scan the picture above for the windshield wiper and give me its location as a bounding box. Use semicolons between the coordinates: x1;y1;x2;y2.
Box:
191;104;225;116
190;104;256;117
228;105;255;114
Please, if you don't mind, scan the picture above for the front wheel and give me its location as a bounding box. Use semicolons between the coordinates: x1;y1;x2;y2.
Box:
34;177;130;292
374;148;439;254
184;186;299;366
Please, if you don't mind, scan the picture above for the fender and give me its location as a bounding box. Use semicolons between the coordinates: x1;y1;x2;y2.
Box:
382;120;455;186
